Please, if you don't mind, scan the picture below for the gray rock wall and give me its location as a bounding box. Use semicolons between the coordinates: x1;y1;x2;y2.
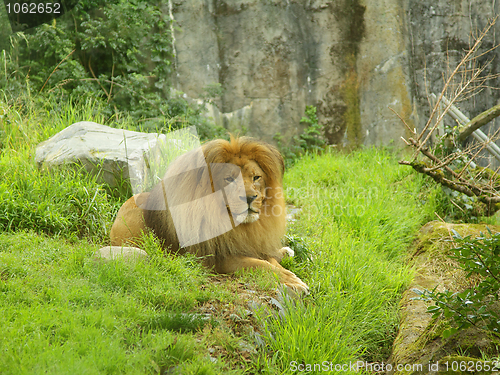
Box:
170;0;500;148
407;1;500;122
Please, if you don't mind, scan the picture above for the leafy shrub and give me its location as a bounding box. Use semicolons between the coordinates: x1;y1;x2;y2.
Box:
1;0;225;138
274;105;325;167
9;0;172;118
417;228;500;339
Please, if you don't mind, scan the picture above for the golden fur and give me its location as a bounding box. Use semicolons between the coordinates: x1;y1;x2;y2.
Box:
110;137;308;293
110;192;149;247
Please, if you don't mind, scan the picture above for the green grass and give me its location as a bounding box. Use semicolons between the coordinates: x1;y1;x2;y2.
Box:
0;231;238;374
0;152;113;239
257;148;438;372
0;90;445;373
0;229;297;374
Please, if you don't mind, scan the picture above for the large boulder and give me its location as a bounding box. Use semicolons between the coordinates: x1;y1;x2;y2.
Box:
35;122;166;188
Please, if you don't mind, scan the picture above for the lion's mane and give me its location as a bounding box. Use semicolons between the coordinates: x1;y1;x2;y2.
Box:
142;136;286;271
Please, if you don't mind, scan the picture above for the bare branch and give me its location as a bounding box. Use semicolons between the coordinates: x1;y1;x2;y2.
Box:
394;16;500;215
389;107;415;135
414;17;496;147
457;102;500;142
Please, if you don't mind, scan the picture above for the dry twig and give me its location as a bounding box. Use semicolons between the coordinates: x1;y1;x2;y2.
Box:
396;17;500;216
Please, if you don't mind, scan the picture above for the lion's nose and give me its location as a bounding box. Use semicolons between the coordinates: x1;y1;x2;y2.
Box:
246;195;258;205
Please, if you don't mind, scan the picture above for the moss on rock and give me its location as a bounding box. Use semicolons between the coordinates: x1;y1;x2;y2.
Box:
388;221;500;375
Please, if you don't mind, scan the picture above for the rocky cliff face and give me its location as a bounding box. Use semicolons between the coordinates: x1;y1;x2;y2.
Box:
407;1;500;133
170;0;500;148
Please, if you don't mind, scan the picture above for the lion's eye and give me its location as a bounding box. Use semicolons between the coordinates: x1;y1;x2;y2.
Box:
224;176;235;183
253;176;261;182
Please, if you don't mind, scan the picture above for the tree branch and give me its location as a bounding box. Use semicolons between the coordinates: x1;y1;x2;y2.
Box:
457;102;500;142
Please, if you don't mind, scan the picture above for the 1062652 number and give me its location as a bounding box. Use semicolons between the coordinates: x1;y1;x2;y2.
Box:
6;3;61;14
442;360;499;372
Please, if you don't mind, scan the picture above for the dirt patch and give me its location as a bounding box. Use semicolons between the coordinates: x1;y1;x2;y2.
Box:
190;274;293;370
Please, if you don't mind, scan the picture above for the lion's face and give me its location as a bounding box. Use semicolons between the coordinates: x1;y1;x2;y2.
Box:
238;159;266;223
227;159;265;224
210;158;266;225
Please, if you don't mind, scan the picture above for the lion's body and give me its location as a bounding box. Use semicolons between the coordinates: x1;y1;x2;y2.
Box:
110;192;149;247
110;137;308;293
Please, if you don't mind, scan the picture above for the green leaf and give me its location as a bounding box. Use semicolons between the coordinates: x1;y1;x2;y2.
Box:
442;327;458;339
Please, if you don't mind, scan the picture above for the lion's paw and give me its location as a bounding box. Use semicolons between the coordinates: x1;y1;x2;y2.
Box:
280;246;295;258
280;269;309;295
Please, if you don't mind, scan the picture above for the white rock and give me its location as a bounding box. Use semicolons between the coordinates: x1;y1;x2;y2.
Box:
95;246;148;262
35;121;166;187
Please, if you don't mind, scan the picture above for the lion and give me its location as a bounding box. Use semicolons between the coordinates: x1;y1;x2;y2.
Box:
110;192;149;247
110;136;308;293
